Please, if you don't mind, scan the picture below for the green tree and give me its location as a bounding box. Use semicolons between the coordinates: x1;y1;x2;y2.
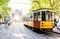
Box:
0;0;11;18
30;0;60;15
49;0;60;15
0;0;10;5
30;0;51;10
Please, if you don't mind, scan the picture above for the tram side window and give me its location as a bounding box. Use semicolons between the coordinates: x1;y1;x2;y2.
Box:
34;13;37;21
27;17;30;21
30;15;34;21
37;12;41;21
34;12;40;21
31;15;34;21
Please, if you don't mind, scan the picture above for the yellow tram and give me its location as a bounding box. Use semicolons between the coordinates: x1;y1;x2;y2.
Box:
24;8;54;32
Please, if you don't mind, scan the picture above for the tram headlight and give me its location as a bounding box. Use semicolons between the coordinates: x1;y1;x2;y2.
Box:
41;23;43;25
42;23;43;24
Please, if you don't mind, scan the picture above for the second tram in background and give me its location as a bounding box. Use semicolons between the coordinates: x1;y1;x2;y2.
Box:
24;8;54;32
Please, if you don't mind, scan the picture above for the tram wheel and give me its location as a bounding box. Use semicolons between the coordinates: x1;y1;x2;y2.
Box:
32;28;37;32
50;29;53;32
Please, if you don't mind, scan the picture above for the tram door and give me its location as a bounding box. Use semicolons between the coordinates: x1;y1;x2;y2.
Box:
34;12;40;28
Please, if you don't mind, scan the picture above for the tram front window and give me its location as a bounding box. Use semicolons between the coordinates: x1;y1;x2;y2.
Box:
41;11;54;21
34;11;54;21
42;11;46;21
46;11;53;21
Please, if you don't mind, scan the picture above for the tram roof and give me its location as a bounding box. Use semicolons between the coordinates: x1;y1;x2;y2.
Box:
32;8;53;12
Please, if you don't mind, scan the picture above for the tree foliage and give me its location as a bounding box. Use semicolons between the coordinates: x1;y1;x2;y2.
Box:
49;0;59;15
0;0;10;5
0;0;11;18
29;0;60;15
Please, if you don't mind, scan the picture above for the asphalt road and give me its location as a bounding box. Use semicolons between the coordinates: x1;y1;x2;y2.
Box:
0;22;60;39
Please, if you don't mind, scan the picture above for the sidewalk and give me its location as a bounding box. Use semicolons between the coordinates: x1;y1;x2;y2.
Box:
0;24;5;30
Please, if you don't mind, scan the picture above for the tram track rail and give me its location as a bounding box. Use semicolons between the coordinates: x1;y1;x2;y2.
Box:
7;23;60;39
24;25;50;39
8;25;15;39
24;24;60;39
19;24;36;39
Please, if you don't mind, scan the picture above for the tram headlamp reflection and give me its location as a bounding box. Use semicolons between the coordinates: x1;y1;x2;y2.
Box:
38;18;41;21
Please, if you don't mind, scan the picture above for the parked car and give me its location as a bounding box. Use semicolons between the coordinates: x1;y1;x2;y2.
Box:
57;19;60;29
6;20;12;26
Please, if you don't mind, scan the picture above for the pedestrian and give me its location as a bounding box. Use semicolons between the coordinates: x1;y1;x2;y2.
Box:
8;23;10;25
54;19;57;27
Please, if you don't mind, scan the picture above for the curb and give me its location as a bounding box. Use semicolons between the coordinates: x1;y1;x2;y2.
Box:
57;27;60;30
52;31;60;34
53;27;60;34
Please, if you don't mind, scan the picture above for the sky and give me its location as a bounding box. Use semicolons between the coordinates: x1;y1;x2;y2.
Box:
9;0;32;15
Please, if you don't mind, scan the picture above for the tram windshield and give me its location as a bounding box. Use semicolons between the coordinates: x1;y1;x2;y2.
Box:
34;11;54;21
46;11;54;21
42;11;54;21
